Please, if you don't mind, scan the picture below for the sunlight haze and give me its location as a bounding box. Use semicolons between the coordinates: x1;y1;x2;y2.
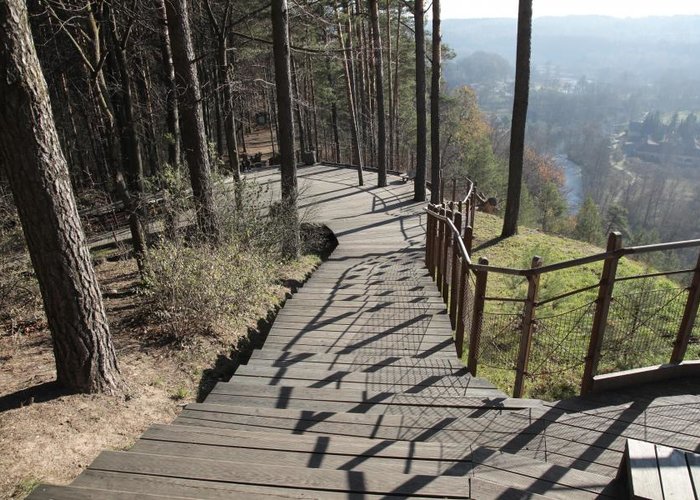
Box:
440;0;700;19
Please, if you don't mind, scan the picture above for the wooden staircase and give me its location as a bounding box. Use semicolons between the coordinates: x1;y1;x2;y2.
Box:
26;167;698;498
28;245;621;499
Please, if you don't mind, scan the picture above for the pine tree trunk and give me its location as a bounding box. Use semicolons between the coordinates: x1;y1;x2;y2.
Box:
165;0;218;240
291;56;307;154
501;0;533;238
271;0;300;258
0;0;123;394
336;3;364;185
155;0;181;167
430;0;442;204
414;0;427;201
218;39;241;180
369;0;387;186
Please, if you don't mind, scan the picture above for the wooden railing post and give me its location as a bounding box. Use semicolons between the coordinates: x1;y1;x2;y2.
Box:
581;232;623;395
467;257;489;375
465;225;474;255
470;182;477;226
455;258;469;358
436;207;445;286
513;256;544;398
671;251;700;363
441;206;451;303
449;212;463;328
426;206;435;277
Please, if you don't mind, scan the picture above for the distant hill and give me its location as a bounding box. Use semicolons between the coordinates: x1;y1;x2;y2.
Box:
442;16;700;81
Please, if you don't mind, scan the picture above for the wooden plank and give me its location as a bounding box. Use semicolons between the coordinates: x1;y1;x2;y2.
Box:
656;443;695;499
139;425;620;498
88;451;473;497
26;485;189;500
72;469;418;499
626;439;663;500
685;452;700;498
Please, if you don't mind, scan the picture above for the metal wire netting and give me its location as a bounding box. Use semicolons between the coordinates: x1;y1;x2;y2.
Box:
691;313;700;360
597;280;688;375
458;270;476;358
526;301;595;399
477;308;521;392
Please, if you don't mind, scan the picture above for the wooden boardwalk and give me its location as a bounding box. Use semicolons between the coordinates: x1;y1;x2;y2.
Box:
30;166;700;499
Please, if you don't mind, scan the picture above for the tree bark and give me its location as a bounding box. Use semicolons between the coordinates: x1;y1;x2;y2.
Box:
0;0;123;394
414;0;427;201
369;0;387;186
430;0;441;204
155;0;181;167
501;0;533;238
165;0;218;240
272;0;299;258
335;2;364;185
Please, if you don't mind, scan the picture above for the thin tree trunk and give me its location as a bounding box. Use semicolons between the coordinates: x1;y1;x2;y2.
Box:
272;0;299;258
392;1;401;169
386;0;393;171
430;0;441;204
155;0;181;167
336;2;364;185
291;56;306;155
218;38;241;180
501;0;533;238
414;0;427;201
0;0;123;394
369;0;387;186
166;0;218;240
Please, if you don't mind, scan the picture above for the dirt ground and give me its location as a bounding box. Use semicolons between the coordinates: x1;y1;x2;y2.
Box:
0;253;317;499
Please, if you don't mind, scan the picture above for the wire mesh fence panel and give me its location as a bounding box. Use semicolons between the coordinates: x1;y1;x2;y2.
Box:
477;308;521;394
598;279;688;375
692;313;700;360
526;301;595;400
459;270;476;361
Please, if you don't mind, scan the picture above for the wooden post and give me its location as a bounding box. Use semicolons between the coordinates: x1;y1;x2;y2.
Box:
440;177;445;204
436;207;445;286
470;182;477;227
671;251;700;363
467;257;489;375
452;178;457;201
513;256;544;398
441;206;451;303
455;257;469;358
581;232;623;395
465;225;474;255
425;206;434;276
449;212;463;328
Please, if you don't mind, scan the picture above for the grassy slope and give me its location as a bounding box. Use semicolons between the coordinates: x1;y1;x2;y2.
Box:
464;212;688;400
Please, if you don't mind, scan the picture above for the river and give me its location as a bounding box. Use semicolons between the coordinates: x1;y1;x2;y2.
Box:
554;154;584;214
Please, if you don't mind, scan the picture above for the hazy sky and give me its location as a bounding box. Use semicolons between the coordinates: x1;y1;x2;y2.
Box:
440;0;700;19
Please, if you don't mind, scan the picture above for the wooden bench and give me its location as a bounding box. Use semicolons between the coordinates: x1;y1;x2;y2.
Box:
621;438;700;499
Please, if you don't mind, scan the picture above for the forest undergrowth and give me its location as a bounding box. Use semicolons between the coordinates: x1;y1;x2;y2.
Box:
0;170;334;499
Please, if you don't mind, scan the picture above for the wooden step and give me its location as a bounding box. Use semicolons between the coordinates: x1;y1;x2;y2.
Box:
27;484;186;500
126;425;619;499
82;450;476;498
173;404;619;477
232;364;504;397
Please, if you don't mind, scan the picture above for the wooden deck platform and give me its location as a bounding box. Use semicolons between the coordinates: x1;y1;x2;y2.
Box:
30;166;700;499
